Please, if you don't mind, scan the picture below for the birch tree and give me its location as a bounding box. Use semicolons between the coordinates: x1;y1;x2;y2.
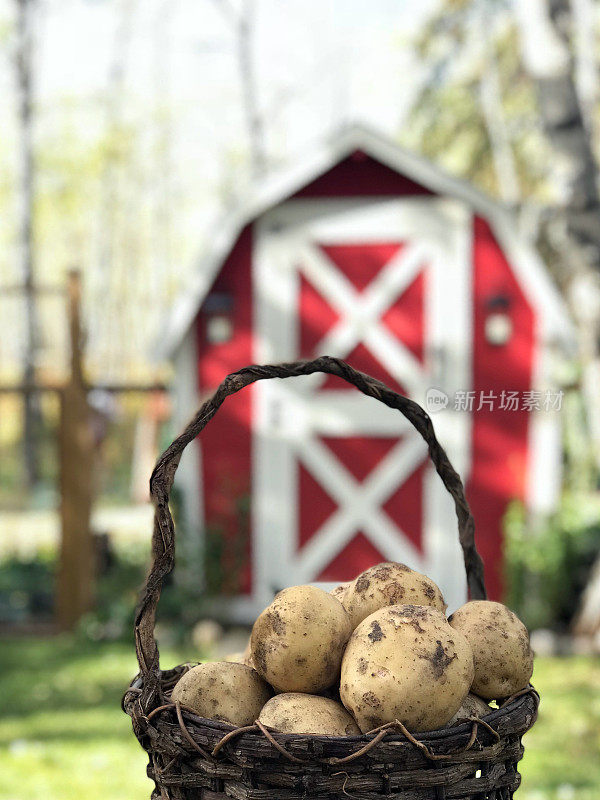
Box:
211;0;267;180
404;1;545;202
407;0;600;467
514;0;600;467
14;0;39;488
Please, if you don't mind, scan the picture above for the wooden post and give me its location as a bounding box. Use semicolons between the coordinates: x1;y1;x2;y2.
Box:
56;270;95;631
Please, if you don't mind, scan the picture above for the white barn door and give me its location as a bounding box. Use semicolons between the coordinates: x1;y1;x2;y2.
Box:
253;197;472;612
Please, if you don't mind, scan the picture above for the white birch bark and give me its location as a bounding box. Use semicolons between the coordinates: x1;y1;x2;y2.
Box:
14;0;40;487
514;0;600;468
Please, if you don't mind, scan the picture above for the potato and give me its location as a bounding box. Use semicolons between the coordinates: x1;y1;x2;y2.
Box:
242;634;252;662
225;636;255;667
259;693;360;736
170;662;271;726
224;651;246;663
446;693;490;726
319;683;342;703
448;600;533;700
251;585;352;693
340;604;473;732
330;581;351;603
341;562;446;629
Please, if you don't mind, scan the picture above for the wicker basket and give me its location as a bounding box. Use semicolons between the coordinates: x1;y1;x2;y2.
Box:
124;356;539;800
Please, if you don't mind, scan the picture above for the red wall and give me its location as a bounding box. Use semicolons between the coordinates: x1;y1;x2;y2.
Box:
467;217;534;599
196;226;253;594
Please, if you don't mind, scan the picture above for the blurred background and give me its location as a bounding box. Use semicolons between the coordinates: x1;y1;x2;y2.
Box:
1;0;600;798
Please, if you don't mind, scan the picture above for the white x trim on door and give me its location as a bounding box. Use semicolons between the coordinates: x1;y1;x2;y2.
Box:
252;197;473;612
297;240;428;398
293;434;427;582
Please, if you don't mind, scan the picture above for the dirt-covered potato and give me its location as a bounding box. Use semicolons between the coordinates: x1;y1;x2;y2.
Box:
318;683;342;703
448;600;533;700
341;562;446;629
445;693;490;726
340;604;474;733
224;651;246;663
170;662;271;726
251;585;352;693
259;693;360;736
330;582;351;603
225;635;255;667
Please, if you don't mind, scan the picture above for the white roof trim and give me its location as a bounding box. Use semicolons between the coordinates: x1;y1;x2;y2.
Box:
159;122;575;359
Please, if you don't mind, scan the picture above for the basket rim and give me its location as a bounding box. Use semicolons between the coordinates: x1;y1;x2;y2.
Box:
125;669;538;749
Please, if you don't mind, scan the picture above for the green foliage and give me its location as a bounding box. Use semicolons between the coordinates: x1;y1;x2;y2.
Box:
402;2;553;203
203;491;251;598
0;555;54;624
77;543;147;643
80;539;213;645
0;536;209;643
505;493;600;630
562;387;597;495
204;524;228;596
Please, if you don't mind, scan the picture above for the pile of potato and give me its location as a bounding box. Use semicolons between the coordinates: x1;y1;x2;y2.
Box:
170;562;534;736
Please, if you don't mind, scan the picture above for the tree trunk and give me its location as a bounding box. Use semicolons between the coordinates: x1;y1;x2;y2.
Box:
237;0;266;179
210;0;267;181
515;0;600;241
14;0;40;488
93;0;136;381
515;0;600;468
478;38;521;205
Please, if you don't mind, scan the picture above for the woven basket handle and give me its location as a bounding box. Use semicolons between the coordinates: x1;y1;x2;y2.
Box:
135;356;486;700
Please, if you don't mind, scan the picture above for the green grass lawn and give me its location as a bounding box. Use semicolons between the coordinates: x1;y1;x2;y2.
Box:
0;637;598;800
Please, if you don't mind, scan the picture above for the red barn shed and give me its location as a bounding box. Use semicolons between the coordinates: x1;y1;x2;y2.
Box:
162;125;573;620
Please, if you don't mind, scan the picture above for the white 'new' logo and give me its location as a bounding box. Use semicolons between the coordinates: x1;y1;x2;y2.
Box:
425;388;449;414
